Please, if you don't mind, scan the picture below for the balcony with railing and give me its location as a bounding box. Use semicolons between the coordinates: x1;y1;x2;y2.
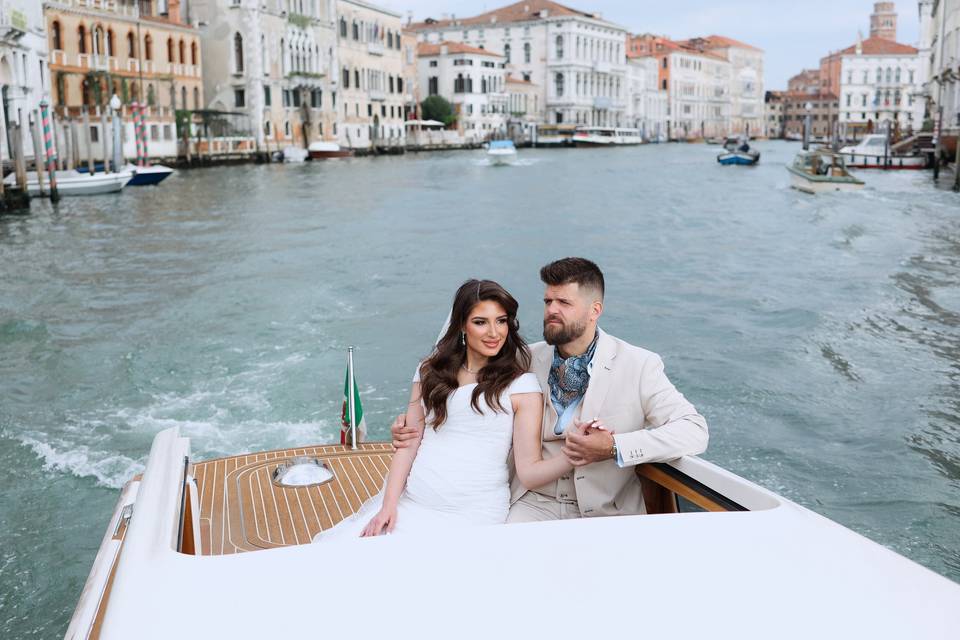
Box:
367;42;384;56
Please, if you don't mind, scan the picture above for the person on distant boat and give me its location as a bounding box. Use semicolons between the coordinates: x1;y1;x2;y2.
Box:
313;279;569;540
393;257;709;522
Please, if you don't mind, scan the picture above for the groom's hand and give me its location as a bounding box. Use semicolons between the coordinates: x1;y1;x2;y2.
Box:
562;419;615;466
391;414;418;449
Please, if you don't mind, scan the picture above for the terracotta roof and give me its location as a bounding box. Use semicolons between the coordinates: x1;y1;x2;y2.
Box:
408;0;616;31
701;35;762;52
416;41;503;58
839;36;918;56
506;75;535;85
673;41;729;62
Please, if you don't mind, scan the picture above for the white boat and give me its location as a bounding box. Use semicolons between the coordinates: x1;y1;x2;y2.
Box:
787;149;865;194
572;127;644;146
534;123;577;146
66;424;960;638
282;146;308;163
3;169;132;196
486;139;517;166
839;134;927;170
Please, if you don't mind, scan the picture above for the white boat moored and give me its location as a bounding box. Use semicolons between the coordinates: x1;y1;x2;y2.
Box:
572;127;644;146
839;134;927;169
3;169;133;196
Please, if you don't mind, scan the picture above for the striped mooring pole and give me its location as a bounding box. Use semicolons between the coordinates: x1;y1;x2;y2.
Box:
39;100;59;202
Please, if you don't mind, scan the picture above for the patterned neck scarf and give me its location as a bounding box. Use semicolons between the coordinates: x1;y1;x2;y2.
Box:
548;332;599;414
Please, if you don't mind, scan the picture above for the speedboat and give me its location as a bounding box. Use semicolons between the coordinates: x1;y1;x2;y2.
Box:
77;163;175;186
282;146;308;163
308;141;353;159
486;139;517;166
3;169;133;196
839;134;927;170
718;137;760;165
66;422;960;638
787;149;865;194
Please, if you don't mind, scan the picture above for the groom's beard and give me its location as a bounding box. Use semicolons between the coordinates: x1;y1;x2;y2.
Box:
543;316;587;346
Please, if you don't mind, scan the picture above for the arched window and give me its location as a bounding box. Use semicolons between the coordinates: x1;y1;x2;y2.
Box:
524;42;530;63
127;31;135;57
280;38;286;75
352;21;359;41
885;67;891;83
895;67;901;83
167;37;175;62
504;43;510;63
555;72;564;97
147;83;156;106
339;18;347;37
93;25;104;56
144;34;152;61
387;32;393;48
52;21;62;50
234;33;244;73
876;67;882;82
354;68;359;87
556;35;563;59
264;120;272;136
179;39;186;64
193;86;200;109
78;24;87;54
191;41;198;65
107;29;115;56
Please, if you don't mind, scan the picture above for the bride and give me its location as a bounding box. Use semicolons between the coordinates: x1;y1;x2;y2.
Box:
313;279;572;540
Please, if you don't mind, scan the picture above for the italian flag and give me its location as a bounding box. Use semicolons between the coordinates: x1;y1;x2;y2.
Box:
340;366;366;445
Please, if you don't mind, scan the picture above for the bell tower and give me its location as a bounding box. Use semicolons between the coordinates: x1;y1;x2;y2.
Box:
869;2;897;41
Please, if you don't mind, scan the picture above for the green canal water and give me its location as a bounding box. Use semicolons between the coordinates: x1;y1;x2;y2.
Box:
1;141;959;636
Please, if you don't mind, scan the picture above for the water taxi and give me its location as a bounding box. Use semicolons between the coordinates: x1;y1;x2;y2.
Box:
839;134;927;170
534;123;577;146
572;127;644;146
308;141;354;159
787;149;865;194
486;139;517;166
65;423;959;639
717;137;760;165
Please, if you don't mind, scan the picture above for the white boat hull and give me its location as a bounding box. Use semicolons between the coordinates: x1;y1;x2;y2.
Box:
4;170;132;196
487;149;516;166
838;152;926;170
789;171;864;194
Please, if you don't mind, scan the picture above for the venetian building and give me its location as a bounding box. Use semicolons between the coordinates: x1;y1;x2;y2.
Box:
920;0;959;151
409;0;631;127
680;36;764;137
45;0;203;160
0;0;50;160
336;0;405;150
400;29;419;121
190;0;338;150
416;41;507;141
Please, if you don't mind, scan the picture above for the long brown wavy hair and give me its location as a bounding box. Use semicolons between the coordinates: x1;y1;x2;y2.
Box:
419;279;531;429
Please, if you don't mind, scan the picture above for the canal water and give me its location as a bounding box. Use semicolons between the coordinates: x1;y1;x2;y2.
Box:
1;141;959;635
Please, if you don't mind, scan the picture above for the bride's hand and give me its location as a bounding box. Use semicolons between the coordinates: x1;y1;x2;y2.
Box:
360;505;398;537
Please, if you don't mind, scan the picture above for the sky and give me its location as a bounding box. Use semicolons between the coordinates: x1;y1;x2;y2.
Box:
380;0;922;89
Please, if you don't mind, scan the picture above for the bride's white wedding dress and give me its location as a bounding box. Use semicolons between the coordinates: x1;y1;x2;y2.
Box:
313;371;540;541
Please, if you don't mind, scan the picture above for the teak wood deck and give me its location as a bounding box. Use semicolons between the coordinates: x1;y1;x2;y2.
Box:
192;443;394;555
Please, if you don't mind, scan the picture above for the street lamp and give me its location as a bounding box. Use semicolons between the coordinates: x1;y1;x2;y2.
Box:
109;93;123;171
803;101;813;150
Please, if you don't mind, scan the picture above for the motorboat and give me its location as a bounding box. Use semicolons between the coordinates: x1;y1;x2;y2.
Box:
718;137;760;165
77;163;175;186
534;123;577;146
308;141;353;159
282;146;309;163
486;139;517;166
66;421;960;638
839;134;927;170
572;127;644;146
3;169;133;196
787;149;865;194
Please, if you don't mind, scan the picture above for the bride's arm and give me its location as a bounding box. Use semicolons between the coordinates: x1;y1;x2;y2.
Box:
512;392;573;490
361;382;425;536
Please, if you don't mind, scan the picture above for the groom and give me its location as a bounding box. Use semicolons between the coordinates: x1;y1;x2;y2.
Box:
393;257;708;521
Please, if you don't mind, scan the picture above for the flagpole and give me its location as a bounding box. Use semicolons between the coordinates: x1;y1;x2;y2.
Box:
347;346;357;450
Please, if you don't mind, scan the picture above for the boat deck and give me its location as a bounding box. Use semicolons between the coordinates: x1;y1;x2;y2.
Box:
192;443;393;555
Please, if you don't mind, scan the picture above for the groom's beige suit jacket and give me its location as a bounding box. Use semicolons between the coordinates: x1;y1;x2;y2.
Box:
509;328;708;517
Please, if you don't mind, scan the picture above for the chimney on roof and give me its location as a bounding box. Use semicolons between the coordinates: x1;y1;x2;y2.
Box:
491;16;496;24
167;0;181;23
441;44;449;55
855;30;863;55
523;4;529;12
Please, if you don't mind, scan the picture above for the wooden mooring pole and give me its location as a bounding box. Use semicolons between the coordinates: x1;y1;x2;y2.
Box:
12;125;28;193
28;115;46;197
82;106;94;174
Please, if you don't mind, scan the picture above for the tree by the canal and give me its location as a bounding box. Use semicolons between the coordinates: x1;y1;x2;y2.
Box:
420;96;456;127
